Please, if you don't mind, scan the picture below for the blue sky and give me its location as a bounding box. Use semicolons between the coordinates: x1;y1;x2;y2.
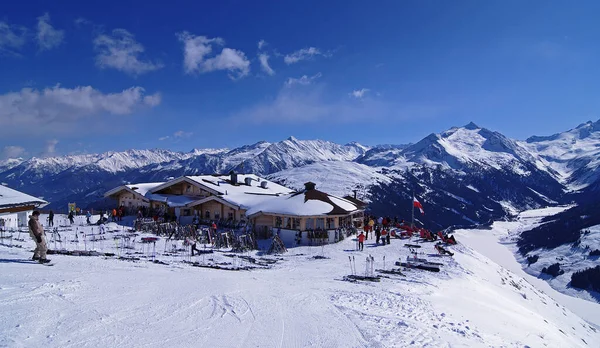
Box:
1;0;600;158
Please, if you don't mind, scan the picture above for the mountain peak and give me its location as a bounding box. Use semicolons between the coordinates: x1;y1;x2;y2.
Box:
463;122;480;130
287;136;298;142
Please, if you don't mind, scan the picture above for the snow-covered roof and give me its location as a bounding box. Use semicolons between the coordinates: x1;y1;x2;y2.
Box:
104;182;164;199
184;174;293;196
0;185;47;209
125;182;165;196
145;194;198;208
246;189;360;217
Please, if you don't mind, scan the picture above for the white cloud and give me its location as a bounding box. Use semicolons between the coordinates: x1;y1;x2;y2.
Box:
284;47;330;64
177;31;250;79
94;29;163;75
258;53;275;75
258;39;267;50
0;85;161;135
285;72;322;86
37;13;64;51
159;130;192;141
1;145;26;159
42;139;59;157
349;88;370;99
0;21;28;56
74;17;91;27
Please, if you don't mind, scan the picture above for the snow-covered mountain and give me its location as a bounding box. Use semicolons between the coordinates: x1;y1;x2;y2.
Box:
524;120;600;190
3;119;600;229
0;138;369;210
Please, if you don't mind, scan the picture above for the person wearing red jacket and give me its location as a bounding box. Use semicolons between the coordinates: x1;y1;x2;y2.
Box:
357;232;365;251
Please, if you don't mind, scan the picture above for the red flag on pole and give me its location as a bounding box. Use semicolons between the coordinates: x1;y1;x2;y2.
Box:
413;197;424;214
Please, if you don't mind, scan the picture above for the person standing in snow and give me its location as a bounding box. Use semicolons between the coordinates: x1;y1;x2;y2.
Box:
357;231;365;251
86;211;92;224
112;208;117;222
29;211;50;263
368;218;375;239
68;211;75;224
48;210;54;227
375;225;381;244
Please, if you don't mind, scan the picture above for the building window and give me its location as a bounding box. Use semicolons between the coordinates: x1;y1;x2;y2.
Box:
214;211;220;220
316;218;325;230
275;216;282;227
292;218;300;229
327;218;335;229
205;210;210;219
228;211;234;219
306;218;315;230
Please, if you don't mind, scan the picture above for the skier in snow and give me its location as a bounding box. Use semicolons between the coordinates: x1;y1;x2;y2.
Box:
368;218;375;238
86;211;92;224
112;208;117;222
357;231;365;251
385;229;391;245
68;210;74;225
29;211;50;264
375;225;381;244
48;210;54;227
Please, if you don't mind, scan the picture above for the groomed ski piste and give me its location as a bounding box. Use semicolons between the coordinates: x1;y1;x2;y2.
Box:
1;213;599;348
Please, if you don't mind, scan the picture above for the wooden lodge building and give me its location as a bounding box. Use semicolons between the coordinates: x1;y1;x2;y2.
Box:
0;185;48;230
104;173;366;246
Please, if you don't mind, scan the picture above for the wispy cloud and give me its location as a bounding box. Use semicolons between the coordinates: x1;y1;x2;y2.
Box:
0;20;28;56
1;145;26;159
159;130;193;141
94;29;163;75
231;84;445;126
174;130;192;138
177;31;250;79
258;53;275;75
284;47;331;64
258;39;267;50
41;139;59;157
285;72;322;86
37;13;64;51
349;88;370;99
0;85;161;135
74;17;91;28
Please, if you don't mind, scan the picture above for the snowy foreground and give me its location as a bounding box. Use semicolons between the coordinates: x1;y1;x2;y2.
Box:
1;215;599;347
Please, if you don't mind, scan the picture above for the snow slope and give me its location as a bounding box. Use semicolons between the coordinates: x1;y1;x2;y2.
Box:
454;206;600;327
1;214;598;347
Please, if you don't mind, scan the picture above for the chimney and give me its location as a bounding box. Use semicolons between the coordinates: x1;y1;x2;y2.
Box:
352;189;358;199
229;170;238;185
260;181;268;189
304;182;316;191
245;177;252;186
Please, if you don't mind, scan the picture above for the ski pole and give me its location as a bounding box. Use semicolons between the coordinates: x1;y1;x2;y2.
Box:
383;255;386;270
348;256;353;275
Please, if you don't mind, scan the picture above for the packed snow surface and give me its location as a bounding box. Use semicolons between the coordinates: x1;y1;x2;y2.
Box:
1;214;599;347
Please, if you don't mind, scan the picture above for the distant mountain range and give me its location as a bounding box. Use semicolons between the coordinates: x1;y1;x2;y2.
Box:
3;120;600;230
